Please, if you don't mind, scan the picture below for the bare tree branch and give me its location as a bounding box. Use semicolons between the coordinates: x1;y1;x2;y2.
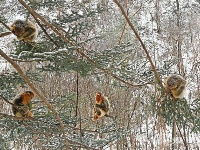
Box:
11;58;36;62
0;95;15;106
0;112;34;121
18;0;150;88
32;15;60;47
0;48;69;149
0;31;12;38
0;20;11;31
113;0;166;92
119;3;142;44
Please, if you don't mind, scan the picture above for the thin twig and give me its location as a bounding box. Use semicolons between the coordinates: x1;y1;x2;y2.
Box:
67;139;100;150
0;20;10;30
176;124;189;150
22;122;52;137
0;112;33;121
0;31;12;38
12;58;36;62
0;95;15;106
118;0;128;45
32;15;60;47
113;0;166;92
119;3;142;44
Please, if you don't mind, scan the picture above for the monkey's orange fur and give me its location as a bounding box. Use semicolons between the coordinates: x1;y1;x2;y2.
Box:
12;91;34;117
92;92;110;121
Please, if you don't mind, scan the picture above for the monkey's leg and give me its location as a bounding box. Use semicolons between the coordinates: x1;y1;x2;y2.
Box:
176;85;186;98
15;111;24;117
26;111;33;117
171;85;186;99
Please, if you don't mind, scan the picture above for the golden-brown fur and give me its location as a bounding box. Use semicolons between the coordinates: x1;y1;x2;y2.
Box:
92;92;110;121
12;91;34;117
164;74;187;99
9;20;38;42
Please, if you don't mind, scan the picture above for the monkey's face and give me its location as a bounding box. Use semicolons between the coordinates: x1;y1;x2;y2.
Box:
10;20;26;36
96;92;102;104
24;91;34;99
21;91;34;105
166;77;178;89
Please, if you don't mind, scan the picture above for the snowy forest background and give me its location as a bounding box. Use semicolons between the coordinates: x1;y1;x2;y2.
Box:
0;0;199;149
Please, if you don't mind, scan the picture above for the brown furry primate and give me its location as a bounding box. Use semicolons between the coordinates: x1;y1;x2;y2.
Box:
92;92;110;121
164;74;187;99
9;19;38;42
12;91;34;117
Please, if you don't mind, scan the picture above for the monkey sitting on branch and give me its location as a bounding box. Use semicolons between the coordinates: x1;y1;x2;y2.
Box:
12;91;34;117
9;19;38;42
92;92;110;121
164;74;187;99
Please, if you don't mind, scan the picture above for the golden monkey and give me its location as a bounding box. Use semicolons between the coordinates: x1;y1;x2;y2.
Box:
164;74;187;99
92;92;110;121
12;91;34;117
9;19;38;42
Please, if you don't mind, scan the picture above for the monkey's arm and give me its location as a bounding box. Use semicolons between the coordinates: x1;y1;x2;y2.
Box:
95;103;106;109
171;84;186;99
95;99;110;114
22;26;36;38
95;94;102;104
12;103;33;117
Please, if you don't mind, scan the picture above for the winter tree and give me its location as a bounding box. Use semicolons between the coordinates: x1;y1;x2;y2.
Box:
0;0;199;149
